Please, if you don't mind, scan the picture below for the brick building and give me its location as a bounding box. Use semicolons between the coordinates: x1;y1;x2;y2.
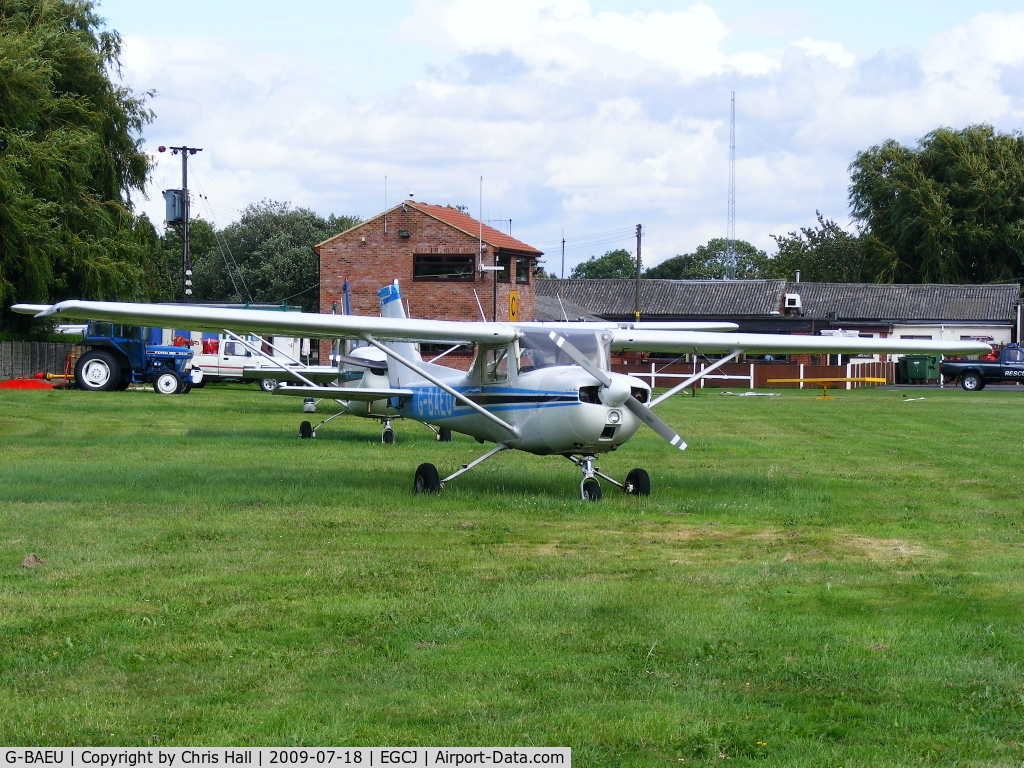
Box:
316;201;543;327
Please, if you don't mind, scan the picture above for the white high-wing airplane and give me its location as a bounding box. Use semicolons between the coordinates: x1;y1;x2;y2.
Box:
12;284;990;500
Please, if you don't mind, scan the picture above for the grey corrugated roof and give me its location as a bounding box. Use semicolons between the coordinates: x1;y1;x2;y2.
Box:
537;279;787;317
534;294;603;322
536;279;1020;323
784;283;1020;322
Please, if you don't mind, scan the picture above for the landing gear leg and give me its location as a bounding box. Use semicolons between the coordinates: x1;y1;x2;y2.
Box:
413;443;509;494
565;456;651;500
298;405;353;438
382;418;395;444
569;455;602;501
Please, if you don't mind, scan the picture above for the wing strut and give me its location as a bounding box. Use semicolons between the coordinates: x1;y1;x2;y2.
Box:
361;335;521;440
222;329;320;389
649;349;743;406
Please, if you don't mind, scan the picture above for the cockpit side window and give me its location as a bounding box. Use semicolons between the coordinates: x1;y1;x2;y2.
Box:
481;346;509;383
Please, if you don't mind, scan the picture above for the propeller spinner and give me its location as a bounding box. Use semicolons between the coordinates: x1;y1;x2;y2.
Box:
546;331;687;451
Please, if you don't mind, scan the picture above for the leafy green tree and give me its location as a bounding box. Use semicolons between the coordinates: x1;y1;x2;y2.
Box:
570;248;637;279
0;0;161;329
849;124;1024;283
644;238;769;279
767;213;866;282
174;201;360;313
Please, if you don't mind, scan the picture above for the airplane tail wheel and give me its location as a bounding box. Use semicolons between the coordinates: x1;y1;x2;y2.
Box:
414;463;441;494
437;428;452;442
624;468;650;496
382;428;395;444
581;478;602;501
299;421;314;439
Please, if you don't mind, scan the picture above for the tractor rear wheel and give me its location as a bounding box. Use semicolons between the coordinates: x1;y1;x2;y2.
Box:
74;350;122;392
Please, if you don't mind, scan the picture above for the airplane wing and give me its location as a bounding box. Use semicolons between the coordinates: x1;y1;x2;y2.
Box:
12;300;990;356
533;321;739;332
12;301;518;345
609;328;991;356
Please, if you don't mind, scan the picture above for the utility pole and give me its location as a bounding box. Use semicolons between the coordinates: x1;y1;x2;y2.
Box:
159;144;203;301
725;91;737;279
561;231;565;279
634;223;642;320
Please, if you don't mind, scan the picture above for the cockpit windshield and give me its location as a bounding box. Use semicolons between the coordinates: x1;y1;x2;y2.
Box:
517;329;606;372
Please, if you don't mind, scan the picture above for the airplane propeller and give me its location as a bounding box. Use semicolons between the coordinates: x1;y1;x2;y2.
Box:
547;331;687;451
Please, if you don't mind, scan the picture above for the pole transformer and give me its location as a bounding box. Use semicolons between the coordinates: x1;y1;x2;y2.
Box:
159;144;203;301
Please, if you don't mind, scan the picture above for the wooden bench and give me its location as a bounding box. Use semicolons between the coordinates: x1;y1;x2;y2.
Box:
767;377;888;399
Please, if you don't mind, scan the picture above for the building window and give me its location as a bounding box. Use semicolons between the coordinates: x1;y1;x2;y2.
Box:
413;254;475;281
495;254;510;283
514;256;530;284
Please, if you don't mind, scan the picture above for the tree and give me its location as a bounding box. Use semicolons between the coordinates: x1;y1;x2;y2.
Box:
570;249;636;279
768;213;866;282
644;238;769;279
178;200;360;313
849;124;1024;283
0;0;162;329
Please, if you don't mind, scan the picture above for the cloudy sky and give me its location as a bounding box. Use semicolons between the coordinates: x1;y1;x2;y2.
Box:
101;0;1024;275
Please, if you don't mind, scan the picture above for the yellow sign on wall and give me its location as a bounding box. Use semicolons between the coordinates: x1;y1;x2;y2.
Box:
509;290;519;321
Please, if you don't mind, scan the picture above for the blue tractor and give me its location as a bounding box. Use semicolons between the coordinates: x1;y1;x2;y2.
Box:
74;321;199;394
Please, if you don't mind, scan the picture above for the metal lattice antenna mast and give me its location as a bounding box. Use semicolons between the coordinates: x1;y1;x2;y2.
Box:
725;91;737;279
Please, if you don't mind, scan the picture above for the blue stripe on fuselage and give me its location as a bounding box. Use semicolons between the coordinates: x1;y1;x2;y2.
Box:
402;385;580;421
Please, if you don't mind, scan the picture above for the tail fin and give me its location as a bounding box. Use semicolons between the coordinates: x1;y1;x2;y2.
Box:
378;281;406;320
376;281;422;386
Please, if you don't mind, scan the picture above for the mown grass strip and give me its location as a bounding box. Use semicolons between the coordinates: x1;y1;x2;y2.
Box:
1;385;1022;764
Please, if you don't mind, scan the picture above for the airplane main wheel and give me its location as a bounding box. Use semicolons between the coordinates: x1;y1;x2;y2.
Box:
299;421;314;439
74;350;122;392
382;428;395;444
154;372;181;395
624;468;651;496
414;463;441;494
437;428;452;442
581;478;602;501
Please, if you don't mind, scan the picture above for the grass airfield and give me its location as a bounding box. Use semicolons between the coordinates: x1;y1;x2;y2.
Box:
1;383;1023;765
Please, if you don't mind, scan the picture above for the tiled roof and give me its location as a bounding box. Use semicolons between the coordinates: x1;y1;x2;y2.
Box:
785;282;1020;322
537;279;1020;323
314;201;543;255
537;279;788;317
408;202;542;255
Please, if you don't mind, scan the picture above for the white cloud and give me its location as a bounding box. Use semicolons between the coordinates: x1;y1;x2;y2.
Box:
116;4;1024;274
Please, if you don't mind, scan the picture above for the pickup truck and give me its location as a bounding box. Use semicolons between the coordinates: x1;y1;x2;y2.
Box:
940;344;1024;390
175;333;307;391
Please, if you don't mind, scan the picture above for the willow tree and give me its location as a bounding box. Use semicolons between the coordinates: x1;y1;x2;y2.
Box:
0;0;162;328
849;125;1024;284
